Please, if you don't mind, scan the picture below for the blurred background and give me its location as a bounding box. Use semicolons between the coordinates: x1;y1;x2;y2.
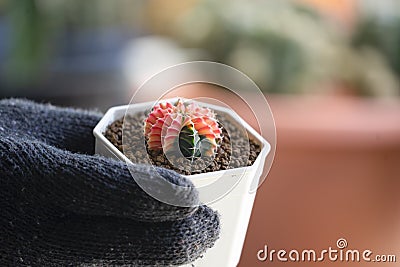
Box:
1;0;399;266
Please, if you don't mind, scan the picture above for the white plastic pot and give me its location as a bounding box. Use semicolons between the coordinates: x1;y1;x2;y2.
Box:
93;99;270;267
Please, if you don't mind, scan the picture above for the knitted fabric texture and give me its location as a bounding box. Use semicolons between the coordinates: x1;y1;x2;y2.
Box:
0;99;220;266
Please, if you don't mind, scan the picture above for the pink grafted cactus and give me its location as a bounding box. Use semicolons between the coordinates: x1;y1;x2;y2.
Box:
161;112;189;153
144;102;174;138
144;99;222;159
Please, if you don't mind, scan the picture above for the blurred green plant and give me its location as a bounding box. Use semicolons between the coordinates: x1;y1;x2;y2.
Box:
3;0;400;97
6;0;47;84
2;0;142;86
170;0;399;97
353;16;400;79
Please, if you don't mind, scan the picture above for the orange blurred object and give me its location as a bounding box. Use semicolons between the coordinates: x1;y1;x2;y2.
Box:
239;94;400;266
298;0;357;28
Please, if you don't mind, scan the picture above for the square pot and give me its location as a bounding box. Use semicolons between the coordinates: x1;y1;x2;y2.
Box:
93;99;270;267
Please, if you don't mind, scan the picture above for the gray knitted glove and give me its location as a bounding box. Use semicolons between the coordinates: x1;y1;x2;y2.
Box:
0;99;220;266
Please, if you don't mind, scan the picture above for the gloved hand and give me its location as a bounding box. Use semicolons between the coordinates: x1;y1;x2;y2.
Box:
0;99;220;266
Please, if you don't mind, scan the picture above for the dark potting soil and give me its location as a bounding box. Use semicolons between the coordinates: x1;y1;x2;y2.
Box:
104;111;261;175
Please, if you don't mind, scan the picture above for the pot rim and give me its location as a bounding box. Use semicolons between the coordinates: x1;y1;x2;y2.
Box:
93;98;271;180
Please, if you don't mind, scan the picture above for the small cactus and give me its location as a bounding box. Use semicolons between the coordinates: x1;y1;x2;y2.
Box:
144;99;222;160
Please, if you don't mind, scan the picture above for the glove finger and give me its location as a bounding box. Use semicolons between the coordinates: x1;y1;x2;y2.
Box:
0;137;199;222
28;206;220;266
0;98;102;154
